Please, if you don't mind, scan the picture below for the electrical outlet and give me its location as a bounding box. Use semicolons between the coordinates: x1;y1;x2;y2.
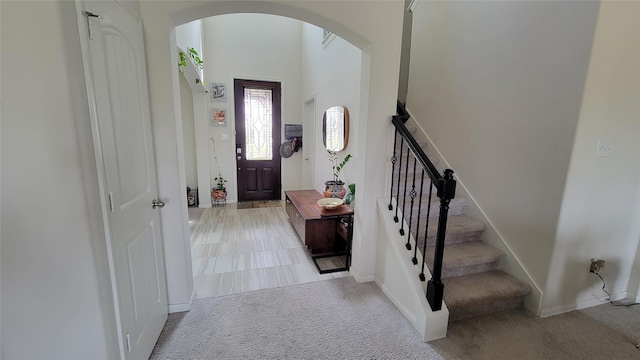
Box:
596;140;613;157
590;258;606;273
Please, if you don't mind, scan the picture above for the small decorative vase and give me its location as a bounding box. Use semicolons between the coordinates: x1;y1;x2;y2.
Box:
323;181;347;198
212;188;227;201
344;183;355;205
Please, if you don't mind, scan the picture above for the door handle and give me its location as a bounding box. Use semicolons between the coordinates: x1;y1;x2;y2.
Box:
152;199;165;209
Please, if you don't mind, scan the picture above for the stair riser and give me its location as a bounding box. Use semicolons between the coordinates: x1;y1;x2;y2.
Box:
413;230;484;246
448;296;526;322
392;198;467;218
438;261;501;279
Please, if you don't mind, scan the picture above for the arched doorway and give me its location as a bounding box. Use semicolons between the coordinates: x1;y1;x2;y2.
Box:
178;12;365;298
139;0;405;312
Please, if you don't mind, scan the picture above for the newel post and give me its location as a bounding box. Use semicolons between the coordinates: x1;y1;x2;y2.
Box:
426;169;456;311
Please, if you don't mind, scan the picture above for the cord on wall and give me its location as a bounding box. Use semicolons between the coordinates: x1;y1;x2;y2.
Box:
592;271;640;307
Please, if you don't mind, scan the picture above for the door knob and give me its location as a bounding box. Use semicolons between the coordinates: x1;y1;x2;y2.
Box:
152;199;165;209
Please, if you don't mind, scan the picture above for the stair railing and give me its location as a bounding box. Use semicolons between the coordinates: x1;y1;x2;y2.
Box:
388;102;456;311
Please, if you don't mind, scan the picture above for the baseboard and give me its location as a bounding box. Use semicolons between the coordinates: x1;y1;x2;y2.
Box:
351;269;375;283
540;291;627;318
169;302;192;313
168;288;196;313
198;203;211;208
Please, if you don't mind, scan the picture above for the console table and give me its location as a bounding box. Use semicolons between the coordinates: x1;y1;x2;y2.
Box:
285;190;353;273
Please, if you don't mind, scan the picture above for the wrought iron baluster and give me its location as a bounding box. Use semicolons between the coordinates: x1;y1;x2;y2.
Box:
412;169;425;266
394;138;405;223
389;130;398;211
399;145;411;236
405;157;418;250
419;180;434;281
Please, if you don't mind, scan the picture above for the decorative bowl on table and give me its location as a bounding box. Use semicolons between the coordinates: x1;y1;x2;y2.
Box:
317;198;344;210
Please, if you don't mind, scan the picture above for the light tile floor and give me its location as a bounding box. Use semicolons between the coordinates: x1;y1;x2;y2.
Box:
190;202;348;299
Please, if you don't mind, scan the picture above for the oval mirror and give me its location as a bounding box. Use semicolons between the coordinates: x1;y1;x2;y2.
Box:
322;106;349;152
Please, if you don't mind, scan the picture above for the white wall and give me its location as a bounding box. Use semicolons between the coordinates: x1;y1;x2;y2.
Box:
201;14;303;202
176;20;202;190
544;1;640;315
1;1;118;358
406;0;599;305
176;20;204;80
180;75;198;188
301;24;362;192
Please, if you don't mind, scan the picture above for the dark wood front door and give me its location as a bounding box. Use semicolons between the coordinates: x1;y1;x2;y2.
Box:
234;79;282;201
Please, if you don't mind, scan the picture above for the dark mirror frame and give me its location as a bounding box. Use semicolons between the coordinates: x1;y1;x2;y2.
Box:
322;106;349;152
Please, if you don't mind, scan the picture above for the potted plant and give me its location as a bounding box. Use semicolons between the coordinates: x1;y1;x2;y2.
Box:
211;173;228;201
323;150;352;198
210;136;228;204
178;47;204;75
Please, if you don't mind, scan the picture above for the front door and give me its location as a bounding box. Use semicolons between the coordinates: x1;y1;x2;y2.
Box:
77;1;167;359
234;79;282;201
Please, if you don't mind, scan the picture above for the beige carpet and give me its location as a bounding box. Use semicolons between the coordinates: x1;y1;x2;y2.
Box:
151;277;640;359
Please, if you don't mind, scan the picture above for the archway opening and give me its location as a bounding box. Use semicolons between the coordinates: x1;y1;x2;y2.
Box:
171;7;371;299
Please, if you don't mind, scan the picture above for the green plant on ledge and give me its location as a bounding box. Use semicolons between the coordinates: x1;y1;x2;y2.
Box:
178;47;204;75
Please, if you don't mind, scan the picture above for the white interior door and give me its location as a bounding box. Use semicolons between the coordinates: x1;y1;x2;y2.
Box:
77;1;167;359
303;98;316;189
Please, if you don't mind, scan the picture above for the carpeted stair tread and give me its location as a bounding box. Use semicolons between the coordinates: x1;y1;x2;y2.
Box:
425;242;505;278
444;270;531;321
414;215;486;245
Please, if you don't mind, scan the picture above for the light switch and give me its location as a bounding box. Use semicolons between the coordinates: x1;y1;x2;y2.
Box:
596;140;613;157
221;133;229;140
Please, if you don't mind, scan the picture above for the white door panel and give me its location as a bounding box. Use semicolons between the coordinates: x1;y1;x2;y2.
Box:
303;98;316;189
77;1;167;359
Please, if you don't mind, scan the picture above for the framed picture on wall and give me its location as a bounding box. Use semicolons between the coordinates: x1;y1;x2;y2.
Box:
211;109;226;127
210;83;227;102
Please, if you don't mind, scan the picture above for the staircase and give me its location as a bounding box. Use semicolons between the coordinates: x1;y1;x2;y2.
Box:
394;121;531;322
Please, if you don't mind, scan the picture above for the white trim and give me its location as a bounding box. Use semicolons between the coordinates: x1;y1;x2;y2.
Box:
169;303;192;313
169;238;196;315
351;270;375;283
322;30;336;48
540;290;627;318
408;0;420;13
